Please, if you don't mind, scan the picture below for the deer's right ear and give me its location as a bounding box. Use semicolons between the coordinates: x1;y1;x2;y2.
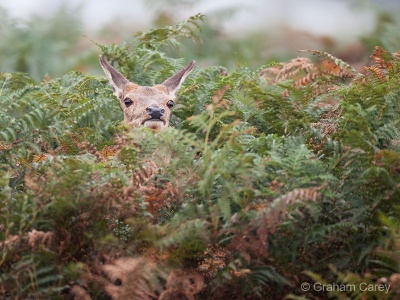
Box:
99;55;130;99
162;61;196;97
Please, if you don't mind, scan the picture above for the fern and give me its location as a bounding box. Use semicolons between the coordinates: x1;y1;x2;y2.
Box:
2;12;400;299
298;49;361;78
135;13;205;50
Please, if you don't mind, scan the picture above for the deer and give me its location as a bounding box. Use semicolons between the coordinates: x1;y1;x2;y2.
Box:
99;55;195;131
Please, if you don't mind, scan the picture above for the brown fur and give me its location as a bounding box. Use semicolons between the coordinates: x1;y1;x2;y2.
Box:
99;56;195;130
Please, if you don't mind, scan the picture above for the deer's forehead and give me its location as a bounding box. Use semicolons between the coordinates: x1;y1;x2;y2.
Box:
124;85;169;100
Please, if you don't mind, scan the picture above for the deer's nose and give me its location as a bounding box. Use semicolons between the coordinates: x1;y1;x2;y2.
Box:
146;107;165;119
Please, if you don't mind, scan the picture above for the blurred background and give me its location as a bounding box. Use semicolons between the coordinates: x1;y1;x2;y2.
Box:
1;0;400;81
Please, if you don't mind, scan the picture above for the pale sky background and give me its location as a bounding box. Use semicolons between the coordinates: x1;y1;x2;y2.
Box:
2;0;398;41
1;0;399;78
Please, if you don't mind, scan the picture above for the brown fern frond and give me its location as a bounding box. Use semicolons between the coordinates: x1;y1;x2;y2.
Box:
261;58;317;84
273;186;323;204
158;291;195;300
0;139;23;151
259;63;284;83
52;143;70;156
311;103;339;126
69;132;85;149
211;84;231;104
227;222;268;261
100;145;120;158
75;141;102;161
277;57;317;82
364;65;387;82
311;118;337;135
319;59;341;75
1;230;54;252
63;132;103;160
389;273;400;291
66;285;92;300
26;229;54;249
0;235;20;249
32;154;48;163
101;257;163;300
0;143;9;151
260;57;321;96
260;54;353;97
227;185;325;260
294;71;320;86
133;160;159;188
139;181;183;219
159;270;204;300
363;46;400;82
299;49;361;78
370;46;394;68
198;246;229;277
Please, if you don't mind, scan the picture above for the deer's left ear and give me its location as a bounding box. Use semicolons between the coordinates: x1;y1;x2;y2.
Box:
99;55;131;99
161;61;195;97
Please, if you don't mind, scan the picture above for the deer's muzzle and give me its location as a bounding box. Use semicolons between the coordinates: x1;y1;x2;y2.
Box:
142;106;167;129
146;107;165;120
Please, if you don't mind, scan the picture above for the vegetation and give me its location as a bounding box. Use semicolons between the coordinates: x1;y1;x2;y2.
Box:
1;10;400;300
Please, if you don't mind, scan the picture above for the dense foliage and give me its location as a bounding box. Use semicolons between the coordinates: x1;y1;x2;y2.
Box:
1;14;400;300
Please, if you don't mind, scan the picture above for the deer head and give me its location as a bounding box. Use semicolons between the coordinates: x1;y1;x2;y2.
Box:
99;55;195;130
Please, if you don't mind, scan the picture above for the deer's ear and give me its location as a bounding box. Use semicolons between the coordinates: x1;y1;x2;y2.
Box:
99;55;130;98
161;61;195;97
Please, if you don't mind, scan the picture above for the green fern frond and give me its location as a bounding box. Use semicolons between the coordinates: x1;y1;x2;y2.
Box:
135;13;205;50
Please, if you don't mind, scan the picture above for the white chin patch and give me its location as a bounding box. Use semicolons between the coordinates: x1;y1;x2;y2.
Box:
143;120;165;130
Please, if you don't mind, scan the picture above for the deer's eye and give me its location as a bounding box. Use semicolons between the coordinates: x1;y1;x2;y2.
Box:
124;98;133;107
167;100;174;109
